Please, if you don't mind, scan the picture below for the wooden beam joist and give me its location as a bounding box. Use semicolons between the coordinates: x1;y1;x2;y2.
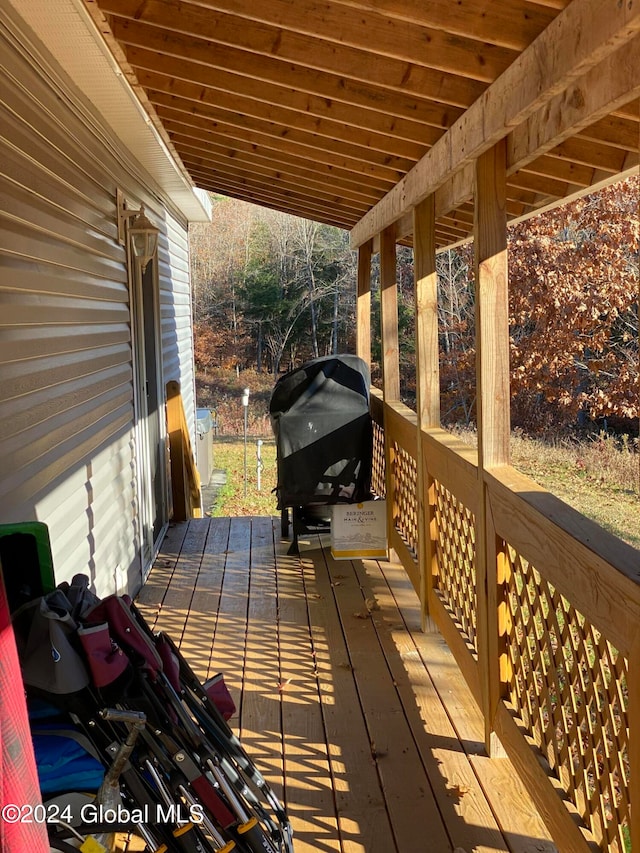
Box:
182;158;368;217
153;101;417;176
179;147;383;207
140;73;433;161
507;34;640;174
350;0;640;247
168;134;394;198
517;153;598;189
125;44;459;133
100;0;517;84
326;0;560;51
110;17;482;119
160;115;406;184
131;56;454;140
191;173;358;228
578;113;640;151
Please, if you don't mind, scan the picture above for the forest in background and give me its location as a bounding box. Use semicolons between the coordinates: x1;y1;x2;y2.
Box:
190;178;639;441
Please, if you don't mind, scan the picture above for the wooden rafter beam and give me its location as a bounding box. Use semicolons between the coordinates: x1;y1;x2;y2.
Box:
544;138;631;174
179;147;383;206
100;0;518;83
437;219;472;237
181;157;369;216
578;114;640;151
507;170;570;202
517;154;597;188
350;0;640;247
431;66;640;229
160;116;405;184
508;34;640;172
123;43;460;132
153;101;417;175
190;172;358;227
169;135;394;197
186;172;368;220
433;223;470;242
613;99;640;120
107;16;484;115
326;0;561;51
131;59;450;139
140;72;434;160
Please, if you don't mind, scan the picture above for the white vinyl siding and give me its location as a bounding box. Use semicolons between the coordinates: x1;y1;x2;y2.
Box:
160;215;197;432
0;12;196;596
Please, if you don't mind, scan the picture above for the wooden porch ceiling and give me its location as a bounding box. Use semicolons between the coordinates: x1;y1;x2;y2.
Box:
84;0;640;248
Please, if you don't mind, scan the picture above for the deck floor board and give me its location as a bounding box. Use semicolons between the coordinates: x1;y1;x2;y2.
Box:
136;517;558;853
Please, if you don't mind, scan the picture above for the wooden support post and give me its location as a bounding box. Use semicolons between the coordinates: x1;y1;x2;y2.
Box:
474;140;510;757
379;225;400;402
413;196;439;632
379;224;399;560
356;240;372;369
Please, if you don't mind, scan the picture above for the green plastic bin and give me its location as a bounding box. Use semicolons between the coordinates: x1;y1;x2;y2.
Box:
0;522;55;613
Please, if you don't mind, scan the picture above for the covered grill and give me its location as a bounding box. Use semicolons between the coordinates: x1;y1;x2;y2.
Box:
269;355;373;546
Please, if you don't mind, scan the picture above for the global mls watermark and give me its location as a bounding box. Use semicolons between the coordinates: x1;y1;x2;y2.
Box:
80;802;204;825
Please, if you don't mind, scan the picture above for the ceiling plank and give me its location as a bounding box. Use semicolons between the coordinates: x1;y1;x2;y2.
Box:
176;143;386;204
150;95;424;169
178;147;382;208
125;44;461;132
187;172;359;227
109;17;484;115
158;113;408;183
325;0;560;50
351;0;640;246
140;71;435;159
100;0;516;83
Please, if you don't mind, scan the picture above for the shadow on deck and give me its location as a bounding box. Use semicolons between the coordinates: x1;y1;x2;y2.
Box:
136;517;558;853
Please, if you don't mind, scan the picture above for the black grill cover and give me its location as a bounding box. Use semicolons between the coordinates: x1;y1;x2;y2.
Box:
269;355;373;509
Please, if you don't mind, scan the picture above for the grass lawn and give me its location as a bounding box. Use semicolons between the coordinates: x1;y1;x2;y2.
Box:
510;430;639;549
207;437;279;518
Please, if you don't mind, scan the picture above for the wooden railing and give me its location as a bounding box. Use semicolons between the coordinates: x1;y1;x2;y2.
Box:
166;380;202;521
371;395;639;853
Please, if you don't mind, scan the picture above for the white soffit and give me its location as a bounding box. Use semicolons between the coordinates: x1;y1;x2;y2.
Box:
6;0;211;223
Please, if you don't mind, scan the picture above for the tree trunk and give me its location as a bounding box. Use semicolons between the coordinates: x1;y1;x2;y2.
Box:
331;283;339;354
257;321;263;373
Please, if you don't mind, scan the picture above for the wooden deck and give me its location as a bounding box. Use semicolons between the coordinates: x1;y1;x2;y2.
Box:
136;517;559;853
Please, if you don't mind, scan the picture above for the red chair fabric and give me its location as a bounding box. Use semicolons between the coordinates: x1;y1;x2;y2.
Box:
0;571;49;852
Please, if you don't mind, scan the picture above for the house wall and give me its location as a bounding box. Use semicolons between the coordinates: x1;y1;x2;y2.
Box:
0;11;197;597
